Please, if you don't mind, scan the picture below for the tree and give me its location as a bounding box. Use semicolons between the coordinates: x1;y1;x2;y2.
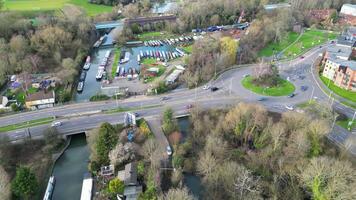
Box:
108;178;125;196
160;187;194;200
298;156;356;200
220;36;238;66
11;166;38;200
96;123;117;166
162;108;178;135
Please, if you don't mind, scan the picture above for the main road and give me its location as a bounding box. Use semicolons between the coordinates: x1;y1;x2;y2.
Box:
1;43;355;154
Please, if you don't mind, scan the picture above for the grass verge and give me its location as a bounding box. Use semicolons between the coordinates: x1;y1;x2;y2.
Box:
0;117;54;132
182;45;193;54
137;31;179;41
112;48;121;78
241;76;295;96
320;76;356;103
104;104;161;114
337;118;356;131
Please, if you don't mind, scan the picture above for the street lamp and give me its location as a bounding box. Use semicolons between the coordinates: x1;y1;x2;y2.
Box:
309;85;315;103
348;111;356;131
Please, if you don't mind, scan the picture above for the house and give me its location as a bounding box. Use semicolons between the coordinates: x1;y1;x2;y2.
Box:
100;165;115;177
117;162;142;200
340;4;356;17
0;96;9;109
25;90;55;110
333;63;356;91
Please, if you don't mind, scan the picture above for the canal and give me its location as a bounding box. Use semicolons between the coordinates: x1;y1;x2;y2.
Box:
75;47;114;102
52;134;90;200
177;117;204;200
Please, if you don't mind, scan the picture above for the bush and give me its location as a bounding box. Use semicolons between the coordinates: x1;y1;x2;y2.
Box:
11;166;38;199
108;178;125;197
90;94;110;102
10;103;20;112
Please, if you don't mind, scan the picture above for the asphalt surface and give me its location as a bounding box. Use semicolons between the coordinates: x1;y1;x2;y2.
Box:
1;44;355;154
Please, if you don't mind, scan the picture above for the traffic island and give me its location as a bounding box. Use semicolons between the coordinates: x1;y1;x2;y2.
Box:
241;76;295;96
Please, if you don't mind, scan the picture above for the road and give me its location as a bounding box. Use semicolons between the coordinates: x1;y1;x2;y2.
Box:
1;43;355;154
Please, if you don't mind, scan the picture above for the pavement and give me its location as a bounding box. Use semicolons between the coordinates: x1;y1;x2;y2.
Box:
1;42;355;155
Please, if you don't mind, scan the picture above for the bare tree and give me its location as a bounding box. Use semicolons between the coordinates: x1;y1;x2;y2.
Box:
160;187;194;200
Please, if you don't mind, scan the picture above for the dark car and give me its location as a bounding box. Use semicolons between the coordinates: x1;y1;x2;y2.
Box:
210;87;219;92
160;96;170;101
186;104;193;109
258;97;267;101
300;86;308;91
288;93;295;98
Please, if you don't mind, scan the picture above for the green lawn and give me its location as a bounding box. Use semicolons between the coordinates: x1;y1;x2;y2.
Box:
141;58;166;83
320;76;356;102
182;45;193;54
0;117;54;132
112;47;121;78
259;29;337;58
142;58;157;65
337;118;356;131
3;0;113;16
241;76;295;96
137;31;180;41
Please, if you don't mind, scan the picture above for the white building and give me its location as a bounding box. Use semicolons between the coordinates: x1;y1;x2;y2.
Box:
340;4;356;17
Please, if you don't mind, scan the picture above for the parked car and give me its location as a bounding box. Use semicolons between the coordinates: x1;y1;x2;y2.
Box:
186;104;193;109
258;97;267;101
285;105;294;111
210;87;219;92
300;86;308;91
300;56;305;59
288;93;295;98
166;146;172;156
134;112;139;117
51;121;62;127
243;74;250;78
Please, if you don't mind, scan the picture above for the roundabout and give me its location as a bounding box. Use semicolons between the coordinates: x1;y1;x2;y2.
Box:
241;76;295;96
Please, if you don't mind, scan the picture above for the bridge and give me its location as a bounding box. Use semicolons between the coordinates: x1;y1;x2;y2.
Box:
124;15;177;26
95;21;123;30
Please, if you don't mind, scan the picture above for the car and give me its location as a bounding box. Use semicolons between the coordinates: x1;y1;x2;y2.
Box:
300;56;305;59
288;93;295;98
285;105;294;111
134;112;139;117
51;121;62;127
300;86;308;91
210;87;219;92
298;75;305;80
186;104;193;109
258;97;267;101
160;96;170;101
166;146;172;156
243;74;250;78
203;85;211;90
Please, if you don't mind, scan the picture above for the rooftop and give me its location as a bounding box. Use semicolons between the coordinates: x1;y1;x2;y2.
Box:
124;162;137;186
326;44;352;60
26;90;54;102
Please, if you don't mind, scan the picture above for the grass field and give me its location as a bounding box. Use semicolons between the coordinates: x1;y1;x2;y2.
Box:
259;29;337;59
241;76;295;96
0;117;54;132
320;76;356;103
3;0;113;16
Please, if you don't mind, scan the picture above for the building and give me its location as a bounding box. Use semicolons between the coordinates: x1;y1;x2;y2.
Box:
117;162;142;200
0;96;9;109
337;27;356;47
340;4;356;17
25;90;55;110
321;28;356;91
308;9;335;21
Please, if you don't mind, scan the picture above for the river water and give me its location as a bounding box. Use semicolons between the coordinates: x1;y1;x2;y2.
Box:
177;117;204;200
51;134;90;200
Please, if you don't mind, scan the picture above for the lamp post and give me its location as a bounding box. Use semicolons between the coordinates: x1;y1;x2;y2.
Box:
309;85;315;103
